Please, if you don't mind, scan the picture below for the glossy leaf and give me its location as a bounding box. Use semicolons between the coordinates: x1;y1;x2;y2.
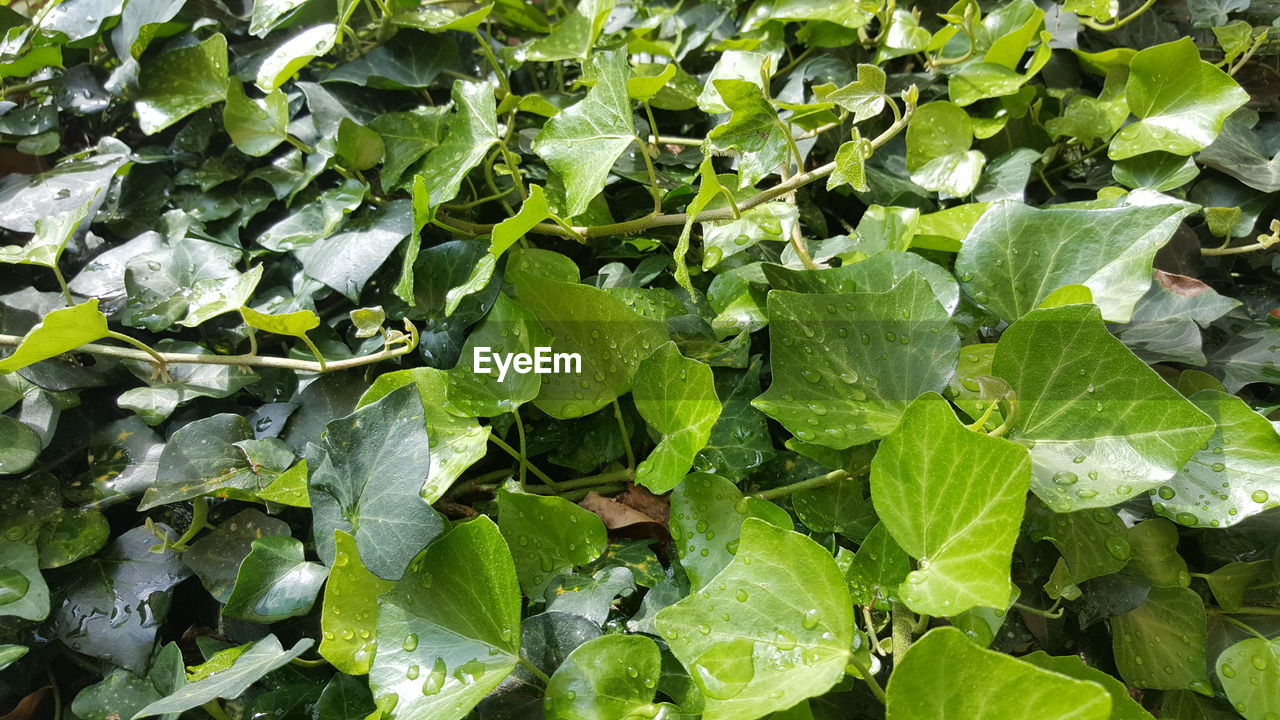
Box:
135;635;314;718
544;634;662;720
0;299;109;373
135;34;229;134
320;530;393;675
498;487;607;598
632;343;722;493
224;535;328;623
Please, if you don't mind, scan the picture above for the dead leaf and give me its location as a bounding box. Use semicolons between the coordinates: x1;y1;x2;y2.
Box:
1;686;50;720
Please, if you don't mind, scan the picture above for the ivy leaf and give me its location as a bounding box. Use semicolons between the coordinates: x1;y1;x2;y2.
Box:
828;133;869;191
886;627;1113;720
140;415;290;509
415;80;499;207
1031;506;1131;586
532;50;635;216
0;299;109;373
523;0;615;61
870;393;1030;616
656;519;853;720
508;265;667;419
763;250;961;315
752;273;960;448
240;306;320;339
134;635;314;718
669;473;791;590
183;508;292;603
224;536;328;623
0;199;92;268
846;522;910;606
956;199;1192;324
993;305;1214;512
544;634;663;720
1114;271;1240;366
122;240;261;331
135;34;229;135
446;294;550;417
310;383;445;581
820;64;886;123
255;24;338;92
491;185;553;258
369;517;520;720
0;536;48;622
1151;390;1280;529
370;107;450;190
320;530;393;676
222;83;288;157
498;487;608;598
1022;652;1155;720
632;343;722;493
708;79;790;188
1109;586;1211;693
1216;637;1280;720
336;118;385;171
1109;37;1249;160
694;360;776;481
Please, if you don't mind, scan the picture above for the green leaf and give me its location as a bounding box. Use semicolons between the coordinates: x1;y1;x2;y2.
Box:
0;644;27;672
310;383;445;580
1202;561;1269;613
122;240;262;331
240;306;320;339
446;294;549;416
1151;390;1280;528
708;79;790;188
224;536;328;623
508;265;667;419
1109;37;1249;160
415;80;499;207
134;635;314;718
369;517;520;720
356;368;489;502
669;473;791;591
906;101;972;171
222;83;288;157
1109;586;1211;693
656;519;853;720
1114;271;1239;366
0;199;92;268
828;133;869;192
631;343;721;493
819;64;886;123
371;106;450;189
1124;519;1190;588
319;530;393;675
135;34;229;135
297;200;411;301
498;487;607;598
491;185;553;258
255;24;338;92
695;360;776;481
956;199;1192;324
1032;507;1131;586
0;299;110;373
994;304;1214;511
522;0;614;61
545;634;662;720
184;508;292;603
336;118;385;171
0;536;48;621
752;273;960;448
140;415;289;509
627;63;675;102
1022;652;1155;720
1216;637;1280;720
870;393;1030;616
532;50;635;216
702;200;798;270
846;522;911;606
886;627;1113;720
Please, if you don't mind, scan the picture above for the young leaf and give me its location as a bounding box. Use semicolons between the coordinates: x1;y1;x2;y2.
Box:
370;517;520;720
632;343;722;493
320;530;393;675
134;635;314;718
708;79;791;188
255;24;338;92
222;83;288;157
497;487;608;598
0;299;110;373
992;305;1213;512
886;627;1113;720
224;536;328;623
0;199;92;268
669;473;791;590
870;393;1031;616
490;185;553;258
752;273;960;448
446;294;550;417
656;519;853;720
415;80;500;208
310;383;445;580
135;34;230;135
184;509;292;603
532;50;635;216
544;634;663;720
1216;637;1280;720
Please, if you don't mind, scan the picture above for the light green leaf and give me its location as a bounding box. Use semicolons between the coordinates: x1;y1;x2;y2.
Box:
133;635;313;718
887;627;1113;720
310;383;445;580
320;530;393;675
702;200;798;270
224;536;328;623
491;185;552;258
820;64;886;123
371;107;450;190
1023;652;1155;720
956;199;1194;323
1109;586;1211;693
136;34;230;135
870;393;1030;616
0;536;49;621
508;265;667;419
1216;637;1280;720
656;519;853;720
627;63;675;102
1109;37;1249;160
0;644;27;672
906;101;972;171
669;473;791;590
0;199;92;268
222;83;288;157
828;133;869;192
752;273;960;448
708;79;790;188
415;80;499;207
545;634;662;720
446;294;549;416
523;0;614;61
632;343;721;493
697;49;771;114
846;522;910;606
498;487;607;598
369;517;520;720
532;50;635;217
240;306;320;338
1152;390;1280;528
356;368;489;502
744;0;878;29
336;118;385;171
255;24;338;92
993;305;1213;511
0;299;110;373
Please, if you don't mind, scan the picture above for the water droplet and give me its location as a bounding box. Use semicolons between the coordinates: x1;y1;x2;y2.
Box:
403;634;419;651
1052;471;1079;486
1251;489;1269;503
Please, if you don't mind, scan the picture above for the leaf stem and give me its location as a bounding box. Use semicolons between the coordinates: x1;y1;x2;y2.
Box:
1201;241;1275;256
299;334;328;371
847;656;886;704
285;135;314;154
1078;0;1158;31
634;134;665;215
472;30;511;94
51;265;73;306
1;321;419;374
1217;615;1270;641
202;700;233;720
517;655;551;685
169;498;211;551
513;409;529;489
488;434;561;492
612;399;635;471
1217;606;1280;617
753;469;850;501
103;330;170;378
1013;601;1064;619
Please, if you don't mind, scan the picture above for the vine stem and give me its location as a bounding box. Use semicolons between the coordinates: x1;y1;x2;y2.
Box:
513;409;529;489
847;656;886;704
1217;615;1269;641
0;321;419;373
1201;241;1275;256
612;399;635;471
1078;0;1158;31
753;469;850;500
518;655;551;685
488;434;562;492
438;97;915;242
